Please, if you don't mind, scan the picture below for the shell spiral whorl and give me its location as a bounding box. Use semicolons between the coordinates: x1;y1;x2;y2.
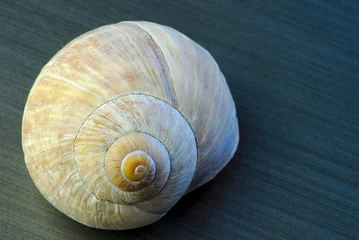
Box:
22;21;239;230
73;94;196;208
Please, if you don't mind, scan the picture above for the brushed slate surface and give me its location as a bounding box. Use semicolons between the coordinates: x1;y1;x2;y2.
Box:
0;0;358;239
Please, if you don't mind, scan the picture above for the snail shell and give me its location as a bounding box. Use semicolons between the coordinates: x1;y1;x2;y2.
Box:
22;21;239;230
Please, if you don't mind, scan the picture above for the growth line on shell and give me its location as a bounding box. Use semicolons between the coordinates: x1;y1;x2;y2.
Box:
71;94;193;207
129;22;178;106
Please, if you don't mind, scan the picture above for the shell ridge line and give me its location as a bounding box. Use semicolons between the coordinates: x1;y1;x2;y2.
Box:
126;22;201;188
127;22;178;106
128;93;199;191
72;94;196;206
73;92;198;163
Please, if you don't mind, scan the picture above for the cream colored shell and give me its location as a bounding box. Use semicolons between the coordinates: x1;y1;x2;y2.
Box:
22;21;239;230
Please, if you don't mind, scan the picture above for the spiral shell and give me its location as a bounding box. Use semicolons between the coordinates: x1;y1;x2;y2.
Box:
22;21;239;230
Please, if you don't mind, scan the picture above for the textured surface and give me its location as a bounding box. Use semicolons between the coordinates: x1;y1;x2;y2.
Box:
21;21;238;229
1;0;359;239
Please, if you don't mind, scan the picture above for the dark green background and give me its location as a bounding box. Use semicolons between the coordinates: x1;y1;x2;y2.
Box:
1;0;358;239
